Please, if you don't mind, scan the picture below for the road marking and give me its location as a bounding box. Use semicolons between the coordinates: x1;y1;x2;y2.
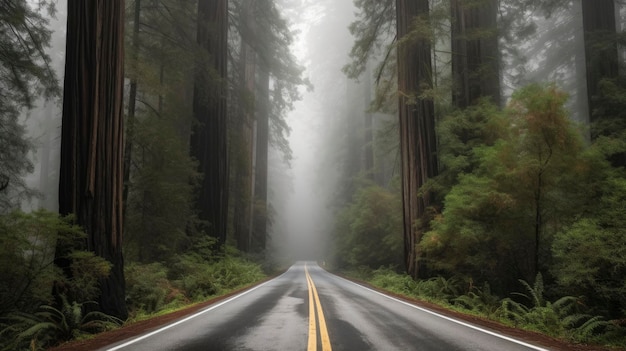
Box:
329;272;550;351
104;271;287;351
305;264;333;351
306;270;317;351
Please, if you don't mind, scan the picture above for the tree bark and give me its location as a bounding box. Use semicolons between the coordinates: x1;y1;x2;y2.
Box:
253;64;269;253
396;0;437;279
233;1;256;253
191;0;229;246
582;0;618;124
123;0;141;221
57;0;127;320
450;0;500;108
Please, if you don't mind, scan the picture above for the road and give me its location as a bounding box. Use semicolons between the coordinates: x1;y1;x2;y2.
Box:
101;262;549;351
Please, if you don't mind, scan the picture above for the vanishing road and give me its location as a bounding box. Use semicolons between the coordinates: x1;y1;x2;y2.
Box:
101;262;549;351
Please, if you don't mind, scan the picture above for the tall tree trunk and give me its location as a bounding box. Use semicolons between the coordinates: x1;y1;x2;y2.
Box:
123;0;141;221
57;0;127;320
450;0;500;108
253;65;269;253
396;0;437;279
233;1;256;252
191;0;229;246
363;65;374;178
582;0;618;125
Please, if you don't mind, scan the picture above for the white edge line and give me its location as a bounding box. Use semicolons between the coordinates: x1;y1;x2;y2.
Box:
105;272;285;351
328;271;550;351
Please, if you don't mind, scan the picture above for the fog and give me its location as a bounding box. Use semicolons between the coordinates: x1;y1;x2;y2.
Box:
17;0;618;264
21;1;67;212
269;0;357;261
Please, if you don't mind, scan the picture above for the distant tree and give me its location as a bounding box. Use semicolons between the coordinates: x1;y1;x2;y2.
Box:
450;0;500;108
0;0;59;212
230;0;307;254
122;0;200;263
333;183;403;270
582;0;619;125
122;0;141;219
191;0;229;247
57;0;127;320
231;0;257;253
396;0;438;279
344;0;396;80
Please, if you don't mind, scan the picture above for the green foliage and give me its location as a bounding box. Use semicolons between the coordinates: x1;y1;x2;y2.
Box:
124;109;200;263
125;238;265;315
0;209;116;350
551;164;626;318
169;252;265;301
333;183;403;270
369;266;418;297
0;296;122;351
431;98;506;197
0;1;59;212
0;0;59;110
496;274;618;341
452;281;501;317
343;0;395;79
125;262;186;314
359;269;624;345
0;210;108;315
421;84;590;290
413;276;463;303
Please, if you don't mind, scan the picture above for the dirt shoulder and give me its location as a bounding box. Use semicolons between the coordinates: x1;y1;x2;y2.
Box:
49;273;617;351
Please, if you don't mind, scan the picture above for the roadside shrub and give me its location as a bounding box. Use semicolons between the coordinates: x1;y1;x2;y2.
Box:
0;296;121;351
125;262;185;314
0;210;84;315
370;267;418;297
414;276;463;303
452;282;501;318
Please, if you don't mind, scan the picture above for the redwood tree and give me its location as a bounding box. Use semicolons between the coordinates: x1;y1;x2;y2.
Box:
396;0;437;279
582;0;618;125
192;0;229;246
57;0;127;319
450;0;500;108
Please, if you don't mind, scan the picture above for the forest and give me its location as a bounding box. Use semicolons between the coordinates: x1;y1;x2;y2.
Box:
0;0;625;350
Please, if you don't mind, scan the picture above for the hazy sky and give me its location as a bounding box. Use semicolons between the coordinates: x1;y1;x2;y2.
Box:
272;0;357;260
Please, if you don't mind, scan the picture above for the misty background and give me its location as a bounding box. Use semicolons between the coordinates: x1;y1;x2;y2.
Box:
18;0;623;261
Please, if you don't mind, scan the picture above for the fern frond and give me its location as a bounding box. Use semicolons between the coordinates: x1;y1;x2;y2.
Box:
562;313;593;328
575;316;610;339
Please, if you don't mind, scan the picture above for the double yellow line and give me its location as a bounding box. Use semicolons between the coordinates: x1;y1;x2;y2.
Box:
305;264;332;351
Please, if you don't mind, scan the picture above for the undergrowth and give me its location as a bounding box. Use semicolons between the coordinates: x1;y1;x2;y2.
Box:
125;255;266;322
350;268;626;348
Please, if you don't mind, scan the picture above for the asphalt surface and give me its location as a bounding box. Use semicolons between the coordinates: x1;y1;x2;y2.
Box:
100;262;550;351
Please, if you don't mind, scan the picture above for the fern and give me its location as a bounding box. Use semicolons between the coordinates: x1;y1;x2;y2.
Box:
453;282;501;317
512;273;545;308
0;297;122;350
572;316;611;340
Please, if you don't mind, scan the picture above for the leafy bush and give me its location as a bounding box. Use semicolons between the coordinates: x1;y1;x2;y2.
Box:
370;267;418;297
452;282;501;318
0;296;121;351
496;274;616;341
333;183;403;270
125;262;185;314
414;276;463;303
0;210;110;315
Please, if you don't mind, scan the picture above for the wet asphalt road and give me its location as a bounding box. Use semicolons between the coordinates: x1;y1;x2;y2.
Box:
101;262;549;351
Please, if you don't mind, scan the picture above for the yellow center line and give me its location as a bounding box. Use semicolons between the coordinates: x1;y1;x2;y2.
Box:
306;268;317;351
305;264;333;351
